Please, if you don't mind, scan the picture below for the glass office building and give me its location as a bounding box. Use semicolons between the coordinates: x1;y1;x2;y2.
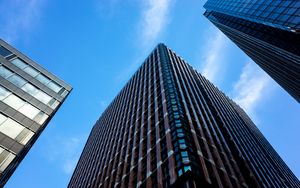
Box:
0;39;72;186
204;0;300;103
68;44;299;188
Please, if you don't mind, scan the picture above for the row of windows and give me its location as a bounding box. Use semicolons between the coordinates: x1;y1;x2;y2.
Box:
0;86;48;125
204;0;300;29
206;11;299;56
0;147;15;173
0;65;59;109
0;113;34;145
11;58;63;94
0;45;66;96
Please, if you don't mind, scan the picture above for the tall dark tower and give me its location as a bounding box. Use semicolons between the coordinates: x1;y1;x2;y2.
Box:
0;39;72;186
203;0;300;103
69;44;299;188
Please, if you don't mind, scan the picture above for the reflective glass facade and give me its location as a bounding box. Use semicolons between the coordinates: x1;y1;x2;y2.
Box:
0;39;72;186
68;44;299;188
204;0;300;31
204;0;300;103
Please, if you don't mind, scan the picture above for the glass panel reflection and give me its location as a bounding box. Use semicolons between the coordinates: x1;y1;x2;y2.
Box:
23;67;39;77
47;81;61;93
36;74;50;85
21;83;39;96
7;75;26;87
0;66;13;78
0;86;10;100
35;91;52;104
3;94;25;110
0;149;15;172
18;103;40;119
0;118;24;139
11;58;27;69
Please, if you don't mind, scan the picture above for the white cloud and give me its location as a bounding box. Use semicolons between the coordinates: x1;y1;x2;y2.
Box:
116;0;173;84
44;135;87;174
139;0;172;46
232;62;272;117
0;0;44;43
200;29;228;84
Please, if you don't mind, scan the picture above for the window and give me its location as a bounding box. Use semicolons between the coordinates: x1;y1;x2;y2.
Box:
0;66;13;78
20;130;34;145
35;91;52;104
18;103;40;119
47;81;61;93
0;148;16;172
21;83;39;96
50;100;59;109
7;74;26;87
0;118;24;139
184;166;191;172
10;59;64;95
0;114;7;125
34;111;49;124
23;66;39;77
22;83;53;106
16;129;34;145
0;86;10;100
11;58;27;69
181;151;188;157
0;46;12;57
3;94;25;110
36;74;50;85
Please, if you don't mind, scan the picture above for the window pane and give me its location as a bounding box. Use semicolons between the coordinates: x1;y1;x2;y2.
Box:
20;131;34;145
21;83;39;96
50;100;60;109
7;74;26;87
0;66;13;78
0;114;7;125
0;86;11;100
39;113;48;124
0;118;24;139
15;128;35;145
34;112;49;124
61;90;68;97
0;152;15;172
0;46;12;57
23;67;39;77
18;103;40;119
47;81;61;93
3;94;25;110
35;91;52;104
36;74;50;85
11;58;27;69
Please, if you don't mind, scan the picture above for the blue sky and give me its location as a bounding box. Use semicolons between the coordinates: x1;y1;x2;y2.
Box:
0;0;299;187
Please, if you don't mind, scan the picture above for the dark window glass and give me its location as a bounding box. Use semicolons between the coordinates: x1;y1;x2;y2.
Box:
0;46;12;57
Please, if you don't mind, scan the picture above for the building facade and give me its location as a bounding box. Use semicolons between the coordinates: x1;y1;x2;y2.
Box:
203;0;300;103
69;44;299;188
0;39;72;186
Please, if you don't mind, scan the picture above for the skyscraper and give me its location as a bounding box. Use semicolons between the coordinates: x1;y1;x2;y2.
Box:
0;39;72;186
69;44;299;188
203;0;300;103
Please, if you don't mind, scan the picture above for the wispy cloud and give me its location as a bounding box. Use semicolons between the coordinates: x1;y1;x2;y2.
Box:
0;0;44;43
44;135;87;174
116;0;173;84
199;29;229;84
139;0;172;47
232;62;272;117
